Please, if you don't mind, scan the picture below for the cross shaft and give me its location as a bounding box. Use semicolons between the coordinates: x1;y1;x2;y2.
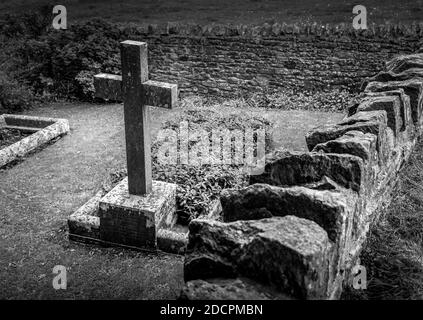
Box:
94;40;178;195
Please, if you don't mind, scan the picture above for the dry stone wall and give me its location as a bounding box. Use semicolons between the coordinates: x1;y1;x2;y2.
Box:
124;23;423;97
180;49;423;300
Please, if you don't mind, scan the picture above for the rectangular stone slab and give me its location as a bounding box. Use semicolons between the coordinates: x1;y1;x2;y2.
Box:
3;114;56;128
0;114;70;168
98;177;177;249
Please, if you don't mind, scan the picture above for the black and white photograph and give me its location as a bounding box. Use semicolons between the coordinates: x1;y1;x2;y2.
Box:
0;0;423;307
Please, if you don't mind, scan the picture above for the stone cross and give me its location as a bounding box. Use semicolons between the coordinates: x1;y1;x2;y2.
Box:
94;40;178;195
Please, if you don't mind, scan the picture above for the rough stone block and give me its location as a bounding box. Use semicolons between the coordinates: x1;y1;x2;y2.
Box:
364;79;423;126
364;89;412;132
313;130;377;163
306;110;387;151
340;111;391;164
220;183;355;243
386;53;423;74
365;68;423;84
157;227;188;254
98;177;177;249
184;216;332;299
250;151;365;193
181;278;292;300
356;95;402;137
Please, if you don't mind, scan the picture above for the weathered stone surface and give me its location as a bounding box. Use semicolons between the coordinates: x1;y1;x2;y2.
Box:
180;278;292;300
94;73;122;101
0;115;70;168
250;151;364;193
343;111;393;163
68;179;187;254
306;111;387;151
301;176;339;191
98;177;177;249
95;41;179;196
95;75;178;107
3;114;56;129
184;216;332;299
385;53;423;73
157;227;188;254
108;25;421;97
68;189;104;239
356;95;402;137
365;79;423;126
143;80;178;108
364;89;412;132
313;130;377;163
220;183;354;243
366;68;423;84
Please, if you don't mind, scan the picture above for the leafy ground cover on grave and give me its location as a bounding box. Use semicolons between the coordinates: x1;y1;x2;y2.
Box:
342;138;423;300
0;128;30;149
106;105;275;224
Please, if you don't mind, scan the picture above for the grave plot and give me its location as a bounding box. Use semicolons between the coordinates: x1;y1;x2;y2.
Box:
68;40;184;253
0;114;70;168
67;40;280;254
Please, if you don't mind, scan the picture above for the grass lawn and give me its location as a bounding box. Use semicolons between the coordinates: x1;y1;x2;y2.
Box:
1;0;421;25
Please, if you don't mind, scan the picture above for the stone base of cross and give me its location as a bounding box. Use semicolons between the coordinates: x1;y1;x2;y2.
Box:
94;40;178;250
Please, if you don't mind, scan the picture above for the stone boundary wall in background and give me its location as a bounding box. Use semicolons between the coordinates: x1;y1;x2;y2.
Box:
123;23;423;97
179;47;423;299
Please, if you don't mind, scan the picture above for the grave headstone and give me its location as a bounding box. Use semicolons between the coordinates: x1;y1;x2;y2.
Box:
94;40;178;249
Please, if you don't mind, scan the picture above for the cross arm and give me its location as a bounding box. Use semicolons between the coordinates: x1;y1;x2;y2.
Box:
94;73;122;101
143;80;177;109
94;74;178;108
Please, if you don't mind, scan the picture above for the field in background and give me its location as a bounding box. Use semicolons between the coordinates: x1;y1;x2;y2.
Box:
0;0;422;25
